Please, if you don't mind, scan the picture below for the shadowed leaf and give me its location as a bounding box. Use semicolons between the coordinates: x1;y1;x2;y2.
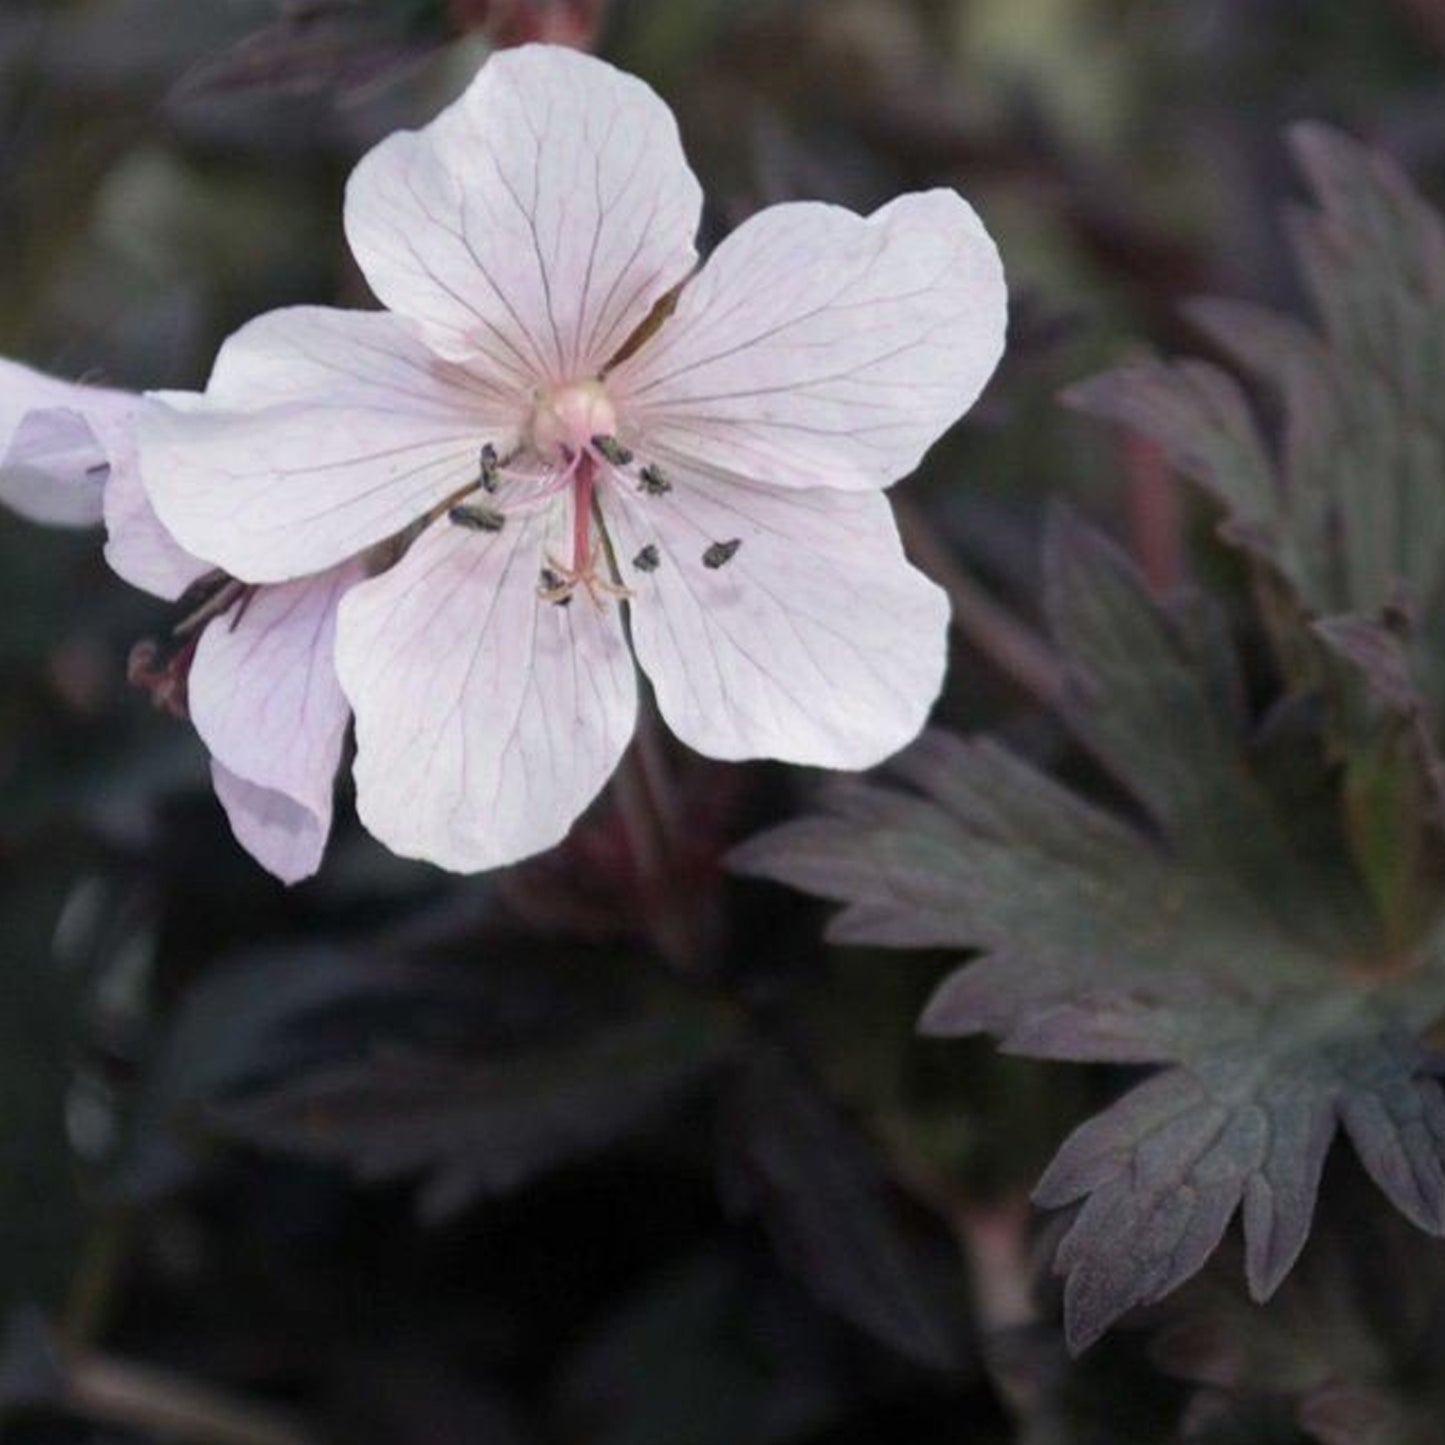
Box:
1155;1195;1445;1445
735;515;1445;1351
213;1002;734;1221
170;0;440;102
716;1045;970;1371
1067;126;1445;804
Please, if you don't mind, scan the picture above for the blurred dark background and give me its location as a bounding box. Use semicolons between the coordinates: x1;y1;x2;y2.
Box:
2;2;1443;1441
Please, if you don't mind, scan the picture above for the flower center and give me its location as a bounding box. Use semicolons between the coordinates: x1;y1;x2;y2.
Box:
529;379;617;461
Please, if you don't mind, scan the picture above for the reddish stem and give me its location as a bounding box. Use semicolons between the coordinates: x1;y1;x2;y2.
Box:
1124;434;1183;595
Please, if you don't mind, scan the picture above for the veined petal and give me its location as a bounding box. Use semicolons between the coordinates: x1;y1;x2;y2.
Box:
102;417;210;602
610;190;1007;491
0;361;207;598
140;308;517;584
210;763;331;889
189;564;360;885
0;358;123;527
605;470;949;768
345;44;702;384
336;506;637;873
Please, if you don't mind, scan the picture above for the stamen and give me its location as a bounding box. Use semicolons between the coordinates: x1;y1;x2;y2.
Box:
537;545;635;610
703;539;742;569
449;501;507;532
539;566;573;606
174;577;248;638
638;464;672;496
633;544;660;573
479;443;501;492
591;434;634;467
228;584;261;632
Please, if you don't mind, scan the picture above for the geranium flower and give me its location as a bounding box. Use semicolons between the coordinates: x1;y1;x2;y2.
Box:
141;43;1007;873
0;360;355;883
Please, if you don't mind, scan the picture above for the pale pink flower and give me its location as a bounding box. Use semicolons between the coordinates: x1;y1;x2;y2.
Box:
141;43;1007;874
0;360;354;883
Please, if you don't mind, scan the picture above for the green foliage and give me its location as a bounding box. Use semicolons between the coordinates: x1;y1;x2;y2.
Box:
739;123;1445;1355
736;515;1445;1351
1068;126;1445;829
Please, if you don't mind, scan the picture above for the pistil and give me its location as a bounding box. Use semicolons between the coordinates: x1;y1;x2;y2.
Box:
537;452;632;609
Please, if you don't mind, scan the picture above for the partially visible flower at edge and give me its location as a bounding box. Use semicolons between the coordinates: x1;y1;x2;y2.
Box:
140;42;1008;875
0;358;356;884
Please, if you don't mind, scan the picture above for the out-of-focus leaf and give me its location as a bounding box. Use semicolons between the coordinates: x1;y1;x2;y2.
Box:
211;1001;735;1221
326;1348;534;1445
1175;1392;1305;1444
170;0;442;103
734;514;1445;1352
1155;1196;1445;1445
0;869;92;1322
1069;124;1445;623
1066;125;1445;806
116;945;427;1200
983;1323;1183;1444
553;1251;845;1445
716;1044;971;1371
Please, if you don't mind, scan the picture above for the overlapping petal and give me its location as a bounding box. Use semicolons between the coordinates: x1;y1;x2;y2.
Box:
141;308;518;584
604;469;950;768
101;422;210;601
610;190;1006;492
188;563;361;884
345;44;702;383
336;507;637;873
0;360;206;598
0;358;124;527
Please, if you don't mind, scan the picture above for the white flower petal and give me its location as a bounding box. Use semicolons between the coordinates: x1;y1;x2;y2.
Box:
0;361;208;597
101;416;210;601
610;190;1007;491
189;564;360;884
140;308;516;584
210;762;331;888
0;358;123;527
345;44;702;383
337;506;637;873
605;469;950;768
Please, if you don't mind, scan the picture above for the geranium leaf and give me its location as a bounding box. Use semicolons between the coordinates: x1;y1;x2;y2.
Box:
733;517;1445;1352
1067;125;1445;628
211;1002;733;1222
716;1045;970;1371
1066;121;1445;901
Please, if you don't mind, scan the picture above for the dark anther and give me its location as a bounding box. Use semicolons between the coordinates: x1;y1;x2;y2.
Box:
703;539;742;569
479;443;501;492
633;544;660;573
540;567;573;605
592;434;634;467
638;464;672;496
449;501;506;532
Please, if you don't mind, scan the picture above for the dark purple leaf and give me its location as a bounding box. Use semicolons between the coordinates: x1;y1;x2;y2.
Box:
736;517;1445;1351
212;1005;733;1221
716;1046;969;1371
